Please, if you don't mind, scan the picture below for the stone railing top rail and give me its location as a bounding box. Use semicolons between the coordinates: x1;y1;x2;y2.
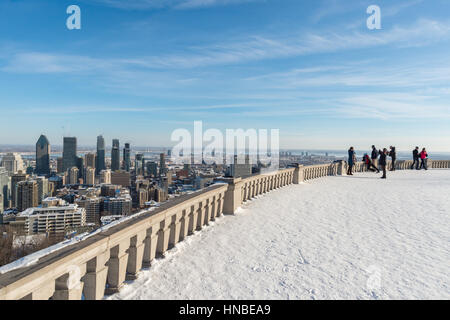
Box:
239;167;296;183
0;183;228;287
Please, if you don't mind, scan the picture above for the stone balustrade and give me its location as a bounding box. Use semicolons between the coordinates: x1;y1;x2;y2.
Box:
0;184;227;300
1;159;449;300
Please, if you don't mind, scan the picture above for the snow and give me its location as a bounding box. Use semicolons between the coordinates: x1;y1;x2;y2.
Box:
108;169;450;300
0;207;159;274
0;232;89;274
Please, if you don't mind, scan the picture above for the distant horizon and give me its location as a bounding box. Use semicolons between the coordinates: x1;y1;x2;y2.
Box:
1;1;449;152
1;144;449;154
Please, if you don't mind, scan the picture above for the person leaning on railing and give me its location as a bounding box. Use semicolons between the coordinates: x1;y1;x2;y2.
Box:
379;148;388;179
411;146;420;170
347;147;356;175
420;148;429;170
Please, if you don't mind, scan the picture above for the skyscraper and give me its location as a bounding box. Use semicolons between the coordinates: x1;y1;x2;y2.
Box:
36;176;49;204
17;180;38;212
159;153;166;176
111;139;120;172
146;162;158;177
63;137;78;172
123;143;131;172
0;167;10;209
68;167;79;185
84;153;96;170
85;167;96;185
0;153;24;175
96;135;106;175
11;172;27;209
36;135;51;176
135;153;144;176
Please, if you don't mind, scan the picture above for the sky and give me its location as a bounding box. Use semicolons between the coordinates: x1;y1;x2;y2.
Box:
0;0;450;151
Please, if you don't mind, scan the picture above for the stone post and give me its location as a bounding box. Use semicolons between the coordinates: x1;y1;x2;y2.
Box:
293;164;304;184
83;251;110;300
156;218;171;258
223;177;243;215
126;230;147;280
337;160;346;175
142;225;159;268
105;241;130;295
196;204;206;231
178;208;189;241
169;211;183;249
188;204;199;235
53;264;87;300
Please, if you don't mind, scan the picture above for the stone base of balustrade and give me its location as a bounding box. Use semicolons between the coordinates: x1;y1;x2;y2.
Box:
125;272;139;281
156;252;166;259
104;285;122;295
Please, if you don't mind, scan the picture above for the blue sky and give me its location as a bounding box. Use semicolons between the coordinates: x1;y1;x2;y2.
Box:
0;0;450;151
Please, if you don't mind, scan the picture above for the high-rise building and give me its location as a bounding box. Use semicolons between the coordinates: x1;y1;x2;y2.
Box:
9;200;86;235
135;153;144;176
111;139;120;172
57;157;63;173
63;137;78;172
100;169;112;184
35;135;50;176
68;167;79;185
75;197;100;224
1;153;24;175
123;143;131;172
85;167;96;185
84;153;96;170
111;170;131;187
17;180;39;212
36;176;49;204
103;194;132;216
146;162;158;177
11;172;27;209
0;193;3;214
96;135;106;175
159;153;166;176
0;167;10;209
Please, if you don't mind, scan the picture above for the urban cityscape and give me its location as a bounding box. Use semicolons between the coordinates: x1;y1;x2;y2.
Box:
0;134;346;266
0;0;449;307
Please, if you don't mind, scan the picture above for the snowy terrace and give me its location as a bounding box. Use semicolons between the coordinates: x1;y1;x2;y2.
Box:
0;160;449;300
109;169;450;300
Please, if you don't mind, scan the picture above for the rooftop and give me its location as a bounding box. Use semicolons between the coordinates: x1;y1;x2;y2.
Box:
108;169;450;300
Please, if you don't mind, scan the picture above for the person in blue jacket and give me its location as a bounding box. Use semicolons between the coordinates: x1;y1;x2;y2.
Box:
347;147;356;175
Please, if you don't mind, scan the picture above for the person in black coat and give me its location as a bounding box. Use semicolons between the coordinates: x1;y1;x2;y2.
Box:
411;146;420;170
379;148;388;179
389;146;396;171
347;147;356;175
371;145;378;169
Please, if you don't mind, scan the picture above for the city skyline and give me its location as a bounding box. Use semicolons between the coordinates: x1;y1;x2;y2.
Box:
1;0;450;151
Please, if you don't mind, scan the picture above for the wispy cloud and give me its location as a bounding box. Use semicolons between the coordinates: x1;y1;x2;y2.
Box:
121;18;450;68
2;18;450;74
84;0;260;10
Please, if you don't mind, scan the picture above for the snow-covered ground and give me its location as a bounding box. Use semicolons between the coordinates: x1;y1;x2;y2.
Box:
108;170;450;300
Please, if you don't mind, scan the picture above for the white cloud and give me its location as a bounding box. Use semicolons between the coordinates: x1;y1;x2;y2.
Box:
85;0;259;10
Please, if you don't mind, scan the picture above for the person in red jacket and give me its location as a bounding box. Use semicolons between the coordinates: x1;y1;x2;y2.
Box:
419;148;428;170
363;153;380;173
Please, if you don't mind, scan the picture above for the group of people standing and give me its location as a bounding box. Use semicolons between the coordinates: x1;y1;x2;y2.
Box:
347;145;429;179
